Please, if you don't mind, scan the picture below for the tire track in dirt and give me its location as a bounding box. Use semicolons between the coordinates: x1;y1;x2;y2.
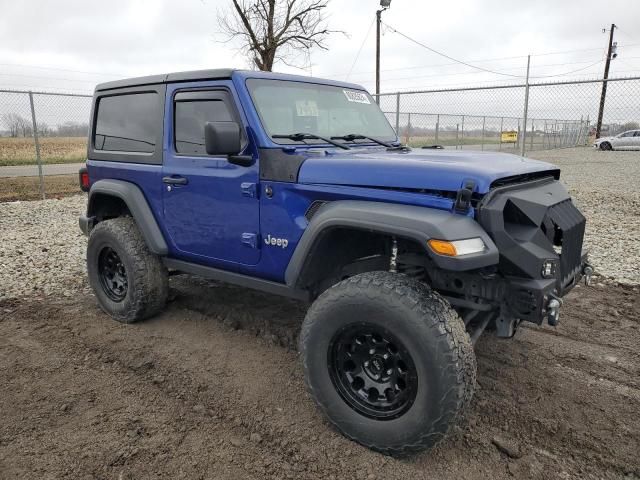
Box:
1;279;639;479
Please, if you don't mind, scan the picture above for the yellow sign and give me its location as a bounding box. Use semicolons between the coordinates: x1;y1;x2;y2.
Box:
501;131;518;143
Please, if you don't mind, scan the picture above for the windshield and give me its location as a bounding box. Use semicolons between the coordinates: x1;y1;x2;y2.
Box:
246;79;396;145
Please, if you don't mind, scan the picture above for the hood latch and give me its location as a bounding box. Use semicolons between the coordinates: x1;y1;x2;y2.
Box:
454;180;476;213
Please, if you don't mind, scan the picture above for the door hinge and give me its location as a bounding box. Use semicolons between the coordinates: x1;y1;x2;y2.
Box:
241;232;258;249
241;182;258;198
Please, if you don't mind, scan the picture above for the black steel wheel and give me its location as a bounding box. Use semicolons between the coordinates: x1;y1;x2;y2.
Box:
87;217;168;323
300;271;476;456
97;246;128;301
599;141;612;151
328;324;417;420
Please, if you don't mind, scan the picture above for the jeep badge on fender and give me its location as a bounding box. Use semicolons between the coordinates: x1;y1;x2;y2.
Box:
78;68;590;456
264;234;289;248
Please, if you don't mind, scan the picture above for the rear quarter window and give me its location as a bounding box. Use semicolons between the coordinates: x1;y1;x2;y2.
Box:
94;93;159;153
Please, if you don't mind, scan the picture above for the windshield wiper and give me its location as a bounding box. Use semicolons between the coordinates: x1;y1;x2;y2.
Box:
272;133;350;150
330;133;395;148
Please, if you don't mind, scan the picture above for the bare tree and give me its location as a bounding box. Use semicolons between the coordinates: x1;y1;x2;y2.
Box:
218;0;339;71
1;113;29;138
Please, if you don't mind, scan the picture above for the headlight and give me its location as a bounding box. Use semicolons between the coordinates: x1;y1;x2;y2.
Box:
428;238;486;257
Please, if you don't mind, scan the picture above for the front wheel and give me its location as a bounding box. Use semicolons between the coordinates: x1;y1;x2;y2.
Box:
599;141;612;151
299;271;476;456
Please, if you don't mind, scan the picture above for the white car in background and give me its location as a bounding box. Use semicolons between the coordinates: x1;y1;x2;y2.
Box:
593;130;640;150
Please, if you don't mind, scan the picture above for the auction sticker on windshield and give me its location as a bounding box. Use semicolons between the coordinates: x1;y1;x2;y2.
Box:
296;100;319;117
343;90;371;104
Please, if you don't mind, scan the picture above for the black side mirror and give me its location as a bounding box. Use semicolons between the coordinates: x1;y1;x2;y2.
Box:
204;121;241;156
204;121;254;167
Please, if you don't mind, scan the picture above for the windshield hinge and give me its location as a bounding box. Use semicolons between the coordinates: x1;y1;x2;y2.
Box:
241;182;258;198
454;180;476;213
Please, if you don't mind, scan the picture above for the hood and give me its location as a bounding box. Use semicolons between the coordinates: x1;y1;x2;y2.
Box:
297;147;559;195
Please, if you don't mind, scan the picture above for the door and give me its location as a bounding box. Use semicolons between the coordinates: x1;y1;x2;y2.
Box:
162;82;261;266
613;130;636;149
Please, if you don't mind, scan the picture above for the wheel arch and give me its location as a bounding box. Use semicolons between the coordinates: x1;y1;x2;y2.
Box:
285;200;499;291
86;179;168;255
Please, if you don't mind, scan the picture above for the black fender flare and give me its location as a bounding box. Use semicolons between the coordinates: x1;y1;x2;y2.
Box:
285;200;499;287
84;179;168;255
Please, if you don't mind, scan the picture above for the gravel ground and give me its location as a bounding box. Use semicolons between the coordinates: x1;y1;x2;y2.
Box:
0;194;88;300
0;146;638;302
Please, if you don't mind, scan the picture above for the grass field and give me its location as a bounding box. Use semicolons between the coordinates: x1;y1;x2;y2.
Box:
0;174;79;201
0;137;86;167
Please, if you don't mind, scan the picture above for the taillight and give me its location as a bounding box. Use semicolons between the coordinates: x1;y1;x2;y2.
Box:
79;167;90;192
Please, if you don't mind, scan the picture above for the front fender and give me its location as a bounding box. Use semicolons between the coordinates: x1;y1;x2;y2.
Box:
284;200;499;287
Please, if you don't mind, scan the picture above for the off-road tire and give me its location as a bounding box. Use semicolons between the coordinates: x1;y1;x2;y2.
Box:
87;216;168;323
599;141;612;151
299;271;476;456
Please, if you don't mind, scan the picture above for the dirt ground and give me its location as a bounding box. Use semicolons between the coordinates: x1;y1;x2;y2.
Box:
1;276;638;480
0;174;78;202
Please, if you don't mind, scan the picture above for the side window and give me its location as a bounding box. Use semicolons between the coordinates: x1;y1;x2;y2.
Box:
174;93;234;155
94;93;158;153
635;131;640;137
620;131;634;138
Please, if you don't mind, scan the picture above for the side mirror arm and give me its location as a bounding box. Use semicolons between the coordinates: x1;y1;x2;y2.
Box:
228;154;254;167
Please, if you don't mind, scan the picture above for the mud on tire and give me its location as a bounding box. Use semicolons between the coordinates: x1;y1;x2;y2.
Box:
87;216;168;323
299;271;476;456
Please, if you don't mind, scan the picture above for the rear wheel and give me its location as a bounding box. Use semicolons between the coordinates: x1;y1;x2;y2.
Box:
300;271;476;455
87;217;168;323
599;141;612;150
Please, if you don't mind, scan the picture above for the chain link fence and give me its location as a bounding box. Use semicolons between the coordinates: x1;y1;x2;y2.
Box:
0;76;639;199
379;76;640;154
0;90;91;199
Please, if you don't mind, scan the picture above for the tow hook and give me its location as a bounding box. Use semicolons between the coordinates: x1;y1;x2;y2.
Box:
583;264;594;286
547;295;563;326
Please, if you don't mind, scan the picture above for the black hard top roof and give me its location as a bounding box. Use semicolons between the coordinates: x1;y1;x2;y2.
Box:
95;68;236;91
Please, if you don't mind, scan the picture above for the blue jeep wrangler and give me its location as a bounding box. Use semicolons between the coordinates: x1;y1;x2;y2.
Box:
79;69;590;455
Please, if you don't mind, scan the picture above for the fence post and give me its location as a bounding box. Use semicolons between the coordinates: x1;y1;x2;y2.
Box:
530;119;534;150
520;55;531;156
395;92;400;135
28;91;45;200
407;113;412;145
435;114;439;143
456;124;459;149
460;115;465;150
499;117;503;151
481;116;486;151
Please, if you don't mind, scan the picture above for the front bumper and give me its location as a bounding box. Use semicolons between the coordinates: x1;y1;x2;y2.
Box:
476;178;587;327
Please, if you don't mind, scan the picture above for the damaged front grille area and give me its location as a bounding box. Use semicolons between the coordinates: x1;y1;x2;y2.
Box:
545;199;586;288
478;178;586;291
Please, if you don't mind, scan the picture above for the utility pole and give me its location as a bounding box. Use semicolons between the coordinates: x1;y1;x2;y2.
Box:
595;24;616;138
376;9;381;100
375;0;391;102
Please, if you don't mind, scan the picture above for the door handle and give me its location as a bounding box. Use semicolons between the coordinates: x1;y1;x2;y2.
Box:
162;176;188;185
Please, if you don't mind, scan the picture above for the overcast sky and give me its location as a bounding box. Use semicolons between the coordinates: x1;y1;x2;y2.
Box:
0;0;639;95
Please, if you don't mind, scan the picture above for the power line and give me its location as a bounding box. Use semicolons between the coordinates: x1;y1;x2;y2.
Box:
0;72;102;84
376;22;633;83
372;58;607;83
530;60;604;79
381;21;524;78
345;17;376;81
0;63;125;78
